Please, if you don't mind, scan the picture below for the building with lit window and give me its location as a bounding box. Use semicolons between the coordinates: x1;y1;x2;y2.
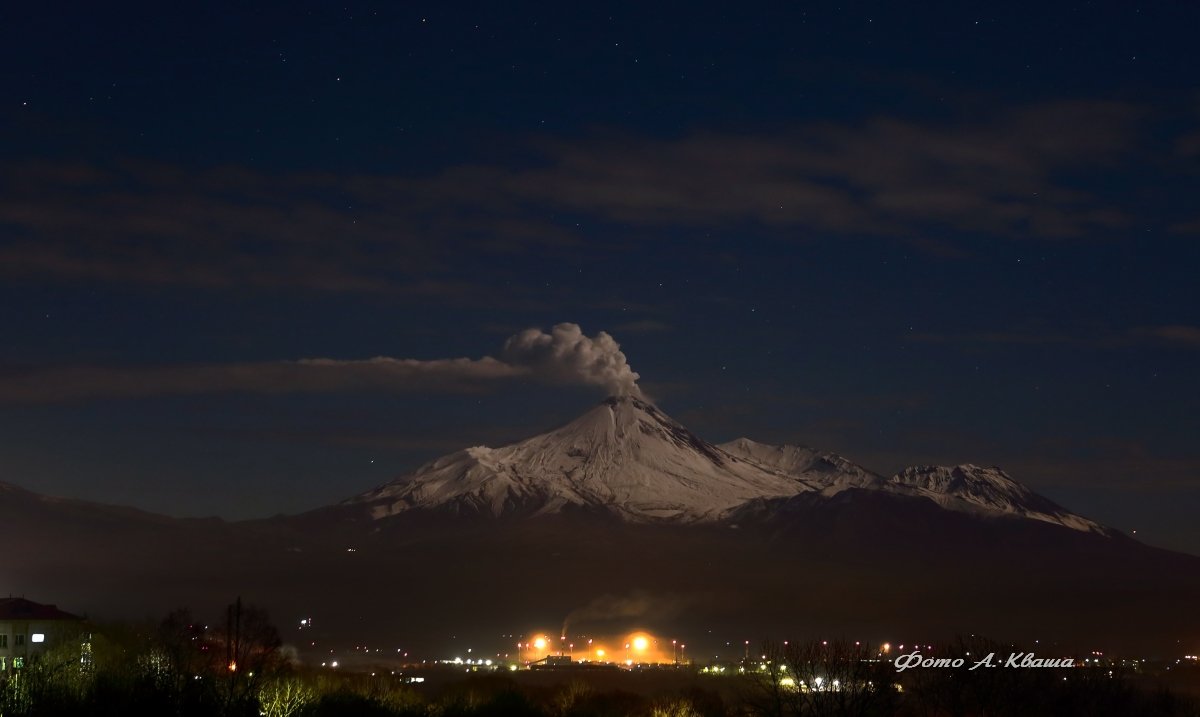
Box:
0;597;84;672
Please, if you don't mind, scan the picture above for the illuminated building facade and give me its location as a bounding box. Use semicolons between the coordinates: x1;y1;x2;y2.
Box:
0;597;84;672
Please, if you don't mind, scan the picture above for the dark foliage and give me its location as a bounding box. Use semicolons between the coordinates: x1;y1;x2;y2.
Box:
3;626;1199;717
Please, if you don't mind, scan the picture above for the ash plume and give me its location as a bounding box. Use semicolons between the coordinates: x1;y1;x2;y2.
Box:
501;322;641;397
0;323;641;403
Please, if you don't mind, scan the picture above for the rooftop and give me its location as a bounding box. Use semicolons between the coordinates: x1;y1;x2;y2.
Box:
0;597;83;621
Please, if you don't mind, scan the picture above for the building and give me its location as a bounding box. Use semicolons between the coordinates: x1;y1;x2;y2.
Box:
529;654;620;671
0;597;85;672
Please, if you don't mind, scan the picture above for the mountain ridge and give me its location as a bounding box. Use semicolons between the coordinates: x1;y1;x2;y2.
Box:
348;395;809;523
344;395;1110;536
6;398;1200;655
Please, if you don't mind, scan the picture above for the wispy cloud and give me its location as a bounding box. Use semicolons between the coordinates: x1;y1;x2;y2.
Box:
0;323;641;403
0;357;524;403
911;325;1200;350
1131;325;1200;348
493;100;1140;239
910;330;1078;346
1167;217;1200;235
0;100;1163;292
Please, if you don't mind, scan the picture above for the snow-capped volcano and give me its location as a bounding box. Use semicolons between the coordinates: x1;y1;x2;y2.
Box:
348;396;1109;534
351;395;813;522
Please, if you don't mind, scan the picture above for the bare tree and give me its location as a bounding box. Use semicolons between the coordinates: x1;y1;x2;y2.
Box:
215;598;286;714
742;638;898;717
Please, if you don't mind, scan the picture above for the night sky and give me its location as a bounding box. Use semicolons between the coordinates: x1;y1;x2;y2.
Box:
3;2;1198;552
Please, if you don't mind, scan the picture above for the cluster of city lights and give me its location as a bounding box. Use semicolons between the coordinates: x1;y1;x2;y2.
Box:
443;657;495;666
516;631;687;666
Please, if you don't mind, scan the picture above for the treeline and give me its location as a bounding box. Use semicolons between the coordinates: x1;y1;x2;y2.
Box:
739;637;1200;717
2;612;1198;717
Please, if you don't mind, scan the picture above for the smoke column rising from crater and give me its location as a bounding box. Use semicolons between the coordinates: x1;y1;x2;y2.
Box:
501;322;642;397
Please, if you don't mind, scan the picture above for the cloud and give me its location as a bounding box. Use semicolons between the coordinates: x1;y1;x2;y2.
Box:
1177;129;1200;157
486;100;1142;239
1168;217;1200;235
0;160;580;297
1131;325;1200;348
0;100;1162;293
0;357;525;403
910;325;1200;350
0;323;641;403
909;330;1078;346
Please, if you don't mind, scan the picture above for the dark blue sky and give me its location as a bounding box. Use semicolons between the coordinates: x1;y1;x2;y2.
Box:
2;2;1198;551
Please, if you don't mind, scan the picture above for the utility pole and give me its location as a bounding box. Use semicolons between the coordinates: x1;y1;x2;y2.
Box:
227;596;242;671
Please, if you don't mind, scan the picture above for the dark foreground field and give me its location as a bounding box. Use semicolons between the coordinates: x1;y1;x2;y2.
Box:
8;484;1200;657
4;620;1199;717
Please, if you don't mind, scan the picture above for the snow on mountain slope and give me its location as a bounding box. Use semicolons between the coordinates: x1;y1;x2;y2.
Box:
351;396;820;522
346;396;1111;535
718;438;888;493
719;440;1107;534
888;464;1110;535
